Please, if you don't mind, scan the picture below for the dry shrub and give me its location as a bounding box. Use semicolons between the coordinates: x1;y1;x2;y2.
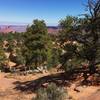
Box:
34;83;70;100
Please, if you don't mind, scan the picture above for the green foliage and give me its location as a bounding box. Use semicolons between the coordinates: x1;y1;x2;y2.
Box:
35;83;68;100
58;16;82;71
16;48;26;65
23;19;53;68
51;48;60;66
58;0;100;73
0;32;25;70
0;46;6;70
9;48;25;65
0;0;99;74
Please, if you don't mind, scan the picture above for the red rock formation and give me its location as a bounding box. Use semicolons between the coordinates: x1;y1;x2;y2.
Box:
0;26;15;33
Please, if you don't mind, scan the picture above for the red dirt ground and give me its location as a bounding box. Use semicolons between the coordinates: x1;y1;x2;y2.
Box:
0;72;100;100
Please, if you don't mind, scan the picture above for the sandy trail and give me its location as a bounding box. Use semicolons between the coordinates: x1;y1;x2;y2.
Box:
0;73;35;100
68;85;100;100
0;72;100;100
0;73;16;91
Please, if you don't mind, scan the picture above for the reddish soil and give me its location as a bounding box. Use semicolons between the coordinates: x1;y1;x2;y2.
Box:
0;72;100;100
0;73;35;100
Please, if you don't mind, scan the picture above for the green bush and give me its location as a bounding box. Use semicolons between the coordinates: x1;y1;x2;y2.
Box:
34;83;69;100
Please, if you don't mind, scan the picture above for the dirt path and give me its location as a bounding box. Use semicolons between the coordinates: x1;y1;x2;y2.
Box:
68;85;100;100
0;73;16;91
83;91;100;100
0;73;35;100
0;72;100;100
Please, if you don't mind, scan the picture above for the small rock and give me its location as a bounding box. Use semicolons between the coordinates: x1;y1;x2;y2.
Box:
75;86;83;92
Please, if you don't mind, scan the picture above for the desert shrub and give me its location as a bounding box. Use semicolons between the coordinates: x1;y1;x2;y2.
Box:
34;83;69;100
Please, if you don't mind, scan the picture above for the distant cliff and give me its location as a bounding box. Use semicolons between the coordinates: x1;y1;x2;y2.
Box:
0;25;59;35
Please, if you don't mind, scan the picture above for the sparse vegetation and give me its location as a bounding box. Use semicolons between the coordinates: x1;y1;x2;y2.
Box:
34;83;69;100
0;0;100;100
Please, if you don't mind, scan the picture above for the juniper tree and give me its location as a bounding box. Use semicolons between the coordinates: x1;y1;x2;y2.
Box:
23;19;52;68
0;46;6;70
58;0;100;74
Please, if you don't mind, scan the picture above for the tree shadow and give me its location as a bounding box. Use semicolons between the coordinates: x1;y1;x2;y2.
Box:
13;68;100;93
13;72;75;93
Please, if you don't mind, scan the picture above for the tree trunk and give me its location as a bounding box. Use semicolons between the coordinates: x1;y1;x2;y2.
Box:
89;60;96;74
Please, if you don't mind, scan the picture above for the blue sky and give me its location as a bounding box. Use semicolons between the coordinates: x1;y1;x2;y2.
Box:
0;0;87;25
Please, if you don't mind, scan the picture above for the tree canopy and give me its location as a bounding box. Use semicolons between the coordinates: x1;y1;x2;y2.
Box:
23;19;53;68
58;0;100;74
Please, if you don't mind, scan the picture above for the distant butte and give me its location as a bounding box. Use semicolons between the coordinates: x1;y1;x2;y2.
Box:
0;25;59;35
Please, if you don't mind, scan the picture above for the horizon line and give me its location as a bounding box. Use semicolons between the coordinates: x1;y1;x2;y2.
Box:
0;21;58;26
